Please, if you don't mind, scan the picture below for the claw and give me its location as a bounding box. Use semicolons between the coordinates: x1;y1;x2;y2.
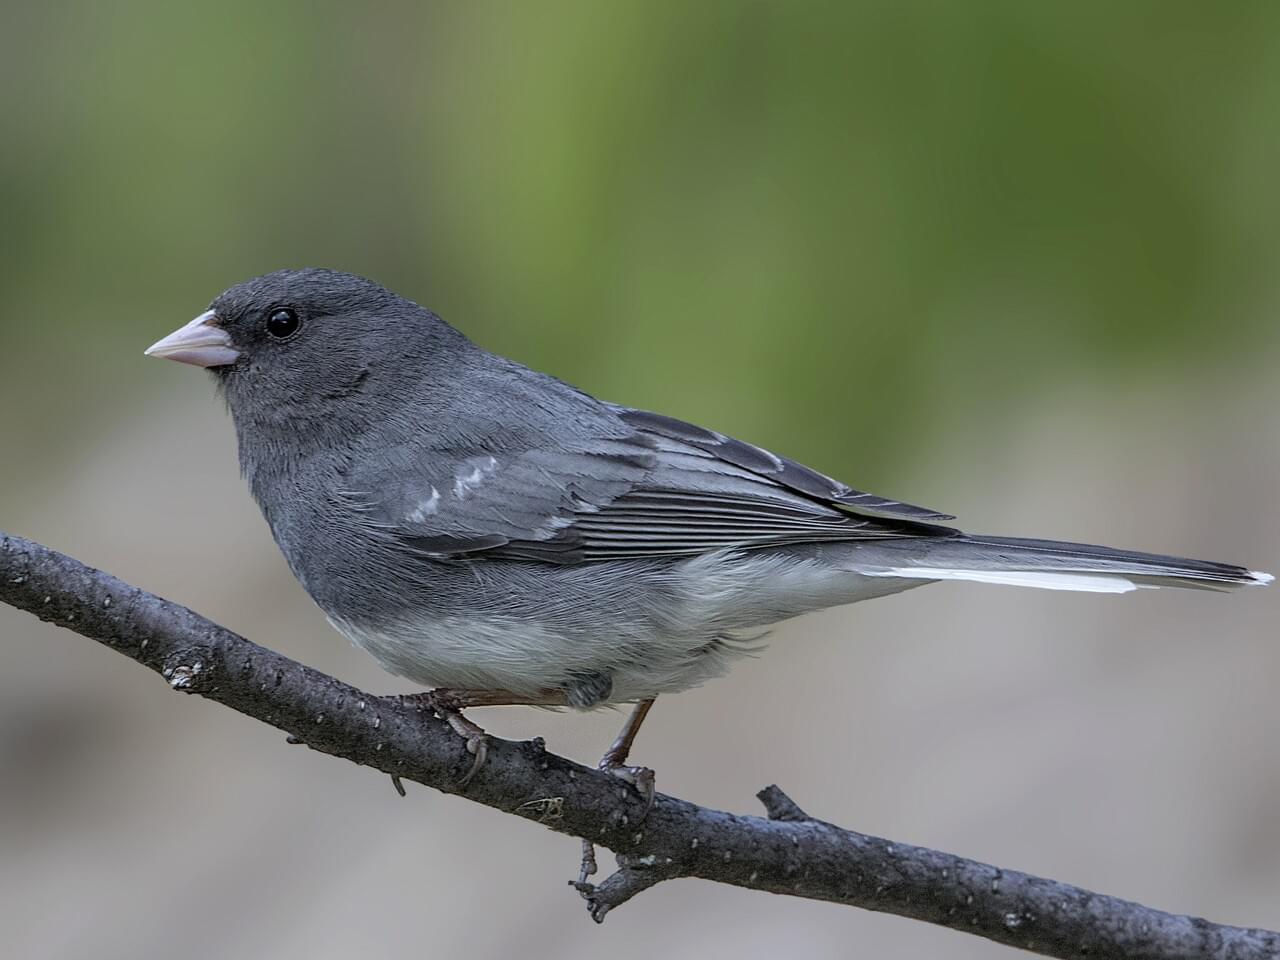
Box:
458;732;488;785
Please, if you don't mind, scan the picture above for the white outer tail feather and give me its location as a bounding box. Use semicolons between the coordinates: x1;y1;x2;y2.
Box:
863;566;1150;594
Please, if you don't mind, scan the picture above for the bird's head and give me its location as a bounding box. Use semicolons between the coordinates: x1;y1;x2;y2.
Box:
145;268;471;434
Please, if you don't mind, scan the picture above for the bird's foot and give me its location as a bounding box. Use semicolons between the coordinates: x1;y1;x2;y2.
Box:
419;690;489;786
401;686;569;786
596;697;658;821
599;758;656;820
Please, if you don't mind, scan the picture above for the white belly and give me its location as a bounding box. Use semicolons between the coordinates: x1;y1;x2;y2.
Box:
325;548;930;703
328;610;752;702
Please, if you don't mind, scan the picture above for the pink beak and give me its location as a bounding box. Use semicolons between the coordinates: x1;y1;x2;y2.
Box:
144;310;240;368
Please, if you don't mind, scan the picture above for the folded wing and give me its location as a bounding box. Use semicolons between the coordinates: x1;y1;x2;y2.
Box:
357;406;957;563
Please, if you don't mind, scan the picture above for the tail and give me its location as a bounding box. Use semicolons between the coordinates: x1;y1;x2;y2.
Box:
860;534;1273;594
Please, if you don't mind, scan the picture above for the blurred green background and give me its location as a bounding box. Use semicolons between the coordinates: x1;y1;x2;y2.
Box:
2;3;1278;959
6;1;1278;472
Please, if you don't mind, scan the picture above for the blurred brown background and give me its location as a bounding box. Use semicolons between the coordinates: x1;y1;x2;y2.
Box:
2;2;1278;958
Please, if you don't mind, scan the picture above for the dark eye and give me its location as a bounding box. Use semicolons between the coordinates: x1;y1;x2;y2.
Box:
266;308;301;339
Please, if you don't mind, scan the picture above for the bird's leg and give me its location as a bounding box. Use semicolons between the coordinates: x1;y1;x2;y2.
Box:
601;697;655;767
577;698;658;889
402;688;568;785
599;697;657;812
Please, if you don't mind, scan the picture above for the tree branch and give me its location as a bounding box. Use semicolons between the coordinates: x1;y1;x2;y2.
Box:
2;530;1276;959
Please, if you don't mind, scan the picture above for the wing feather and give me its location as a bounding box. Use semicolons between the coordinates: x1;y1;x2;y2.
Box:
612;406;955;523
358;404;956;563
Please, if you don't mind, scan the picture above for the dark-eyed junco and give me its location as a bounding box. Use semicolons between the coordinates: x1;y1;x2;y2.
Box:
145;268;1272;786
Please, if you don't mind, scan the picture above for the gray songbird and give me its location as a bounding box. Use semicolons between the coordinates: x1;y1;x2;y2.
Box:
145;268;1272;789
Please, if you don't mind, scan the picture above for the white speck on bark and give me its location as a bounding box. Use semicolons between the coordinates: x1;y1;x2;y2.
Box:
168;662;201;689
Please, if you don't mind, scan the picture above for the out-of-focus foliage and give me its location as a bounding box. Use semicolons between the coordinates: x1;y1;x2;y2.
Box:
3;1;1278;491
